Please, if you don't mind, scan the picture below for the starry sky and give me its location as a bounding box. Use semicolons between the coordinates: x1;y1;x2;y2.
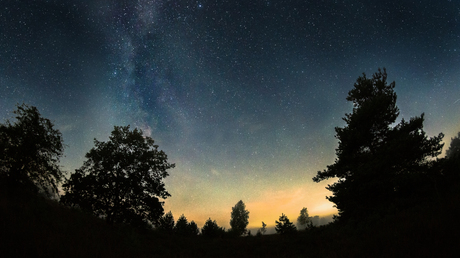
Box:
1;0;459;230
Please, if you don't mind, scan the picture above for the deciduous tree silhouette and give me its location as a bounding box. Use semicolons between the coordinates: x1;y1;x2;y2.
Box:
297;207;312;230
61;125;174;228
229;200;249;236
259;221;267;235
0;104;64;197
275;213;296;234
446;132;460;160
256;221;267;236
313;69;444;222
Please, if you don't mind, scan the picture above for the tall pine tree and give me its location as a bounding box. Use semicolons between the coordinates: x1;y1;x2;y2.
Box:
313;69;444;222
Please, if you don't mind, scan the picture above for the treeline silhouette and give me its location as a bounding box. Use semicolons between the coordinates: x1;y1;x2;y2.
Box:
1;69;459;256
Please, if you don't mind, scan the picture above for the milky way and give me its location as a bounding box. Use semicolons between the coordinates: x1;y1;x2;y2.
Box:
1;0;459;228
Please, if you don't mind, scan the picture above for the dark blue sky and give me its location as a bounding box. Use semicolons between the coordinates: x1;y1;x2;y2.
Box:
1;0;459;228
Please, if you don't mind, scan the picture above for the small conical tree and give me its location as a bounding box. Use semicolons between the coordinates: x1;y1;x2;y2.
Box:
188;221;199;236
275;214;296;234
174;214;189;236
157;211;175;233
201;218;225;238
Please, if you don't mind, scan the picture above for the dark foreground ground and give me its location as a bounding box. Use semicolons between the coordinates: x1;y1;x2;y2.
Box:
1;185;459;258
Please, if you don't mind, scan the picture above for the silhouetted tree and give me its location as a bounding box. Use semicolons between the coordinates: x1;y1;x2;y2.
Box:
174;214;189;235
446;132;460;160
201;218;225;238
313;69;444;222
61;126;174;228
0;104;64;197
174;214;199;236
275;213;296;234
260;221;267;235
440;132;460;191
297;207;313;230
229;200;250;236
188;220;200;236
157;211;175;233
256;221;267;236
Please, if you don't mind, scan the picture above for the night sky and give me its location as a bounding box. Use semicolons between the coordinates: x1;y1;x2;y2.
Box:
1;0;459;229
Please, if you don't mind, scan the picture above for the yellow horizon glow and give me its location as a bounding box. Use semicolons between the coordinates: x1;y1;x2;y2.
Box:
164;179;337;229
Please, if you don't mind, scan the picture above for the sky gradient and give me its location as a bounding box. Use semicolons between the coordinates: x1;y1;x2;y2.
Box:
1;0;459;229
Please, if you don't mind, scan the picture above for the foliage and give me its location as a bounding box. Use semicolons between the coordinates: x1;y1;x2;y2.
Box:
275;213;296;234
313;69;444;223
201;218;225;238
61;125;174;228
188;220;200;236
174;214;188;235
0;104;65;197
440;132;460;191
157;211;175;233
174;214;199;236
446;132;460;160
256;221;267;236
297;207;313;230
259;221;267;235
229;200;250;236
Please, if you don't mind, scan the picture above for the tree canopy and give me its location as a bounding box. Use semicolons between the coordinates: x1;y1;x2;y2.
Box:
258;221;267;235
313;69;444;222
157;211;175;233
440;132;460;189
229;200;250;236
446;132;460;160
275;214;296;234
201;218;225;238
0;104;65;197
61;125;174;228
297;207;312;230
174;214;199;237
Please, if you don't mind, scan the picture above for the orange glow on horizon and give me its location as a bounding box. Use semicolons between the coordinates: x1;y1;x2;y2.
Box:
164;180;337;230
